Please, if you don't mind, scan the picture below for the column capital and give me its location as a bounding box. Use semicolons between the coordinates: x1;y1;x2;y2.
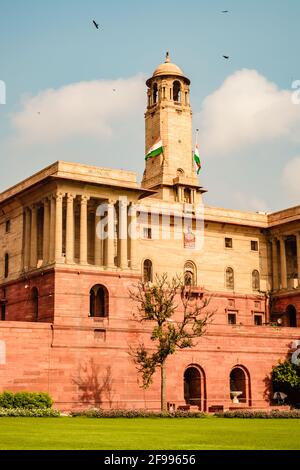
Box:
118;199;128;209
107;198;117;206
80;194;90;204
66;193;76;202
55;192;65;201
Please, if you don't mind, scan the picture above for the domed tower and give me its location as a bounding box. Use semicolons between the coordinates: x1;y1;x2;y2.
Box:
142;52;205;204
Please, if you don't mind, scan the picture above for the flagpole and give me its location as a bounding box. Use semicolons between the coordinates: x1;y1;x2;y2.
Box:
195;128;199;146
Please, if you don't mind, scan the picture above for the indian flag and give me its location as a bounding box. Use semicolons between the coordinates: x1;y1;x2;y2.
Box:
193;144;201;175
145;138;163;160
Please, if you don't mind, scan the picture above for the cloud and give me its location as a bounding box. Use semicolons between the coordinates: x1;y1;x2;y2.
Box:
232;191;269;212
282;156;300;199
196;69;300;156
11;75;145;144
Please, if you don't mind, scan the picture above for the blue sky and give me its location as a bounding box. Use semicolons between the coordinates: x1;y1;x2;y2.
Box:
1;0;300;211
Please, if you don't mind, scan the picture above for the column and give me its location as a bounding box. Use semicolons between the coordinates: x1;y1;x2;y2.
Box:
24;207;31;270
43;198;50;265
30;205;38;268
279;236;287;289
66;193;75;264
129;202;137;270
118;200;128;270
271;238;279;290
79;195;89;265
94;207;103;266
106;200;115;269
55;193;64;262
296;233;300;287
49;196;56;263
177;186;181;202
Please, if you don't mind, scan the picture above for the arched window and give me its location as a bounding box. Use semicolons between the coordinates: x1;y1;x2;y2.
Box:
252;270;260;291
90;285;109;318
230;366;251;405
152;83;158;104
184;365;207;411
4;254;9;278
226;267;234;290
31;287;39;322
173;80;181;102
184;261;196;287
143;259;153;283
177;168;184;177
286;305;297;327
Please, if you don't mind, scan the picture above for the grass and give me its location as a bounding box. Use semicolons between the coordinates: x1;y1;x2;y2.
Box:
0;416;299;450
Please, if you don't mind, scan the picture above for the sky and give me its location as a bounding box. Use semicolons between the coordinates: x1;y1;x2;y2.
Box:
1;0;300;212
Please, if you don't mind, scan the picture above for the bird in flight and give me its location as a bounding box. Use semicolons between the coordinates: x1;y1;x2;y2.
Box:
222;55;229;59
221;10;229;13
93;20;99;29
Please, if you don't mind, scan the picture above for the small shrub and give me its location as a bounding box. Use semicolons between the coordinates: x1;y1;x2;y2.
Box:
70;409;206;418
0;391;53;409
215;410;300;419
0;407;60;417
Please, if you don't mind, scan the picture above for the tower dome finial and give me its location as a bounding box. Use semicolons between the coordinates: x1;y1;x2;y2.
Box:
165;51;170;63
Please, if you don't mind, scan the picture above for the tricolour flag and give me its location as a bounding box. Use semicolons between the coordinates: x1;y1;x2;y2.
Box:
145;138;163;160
193;144;201;174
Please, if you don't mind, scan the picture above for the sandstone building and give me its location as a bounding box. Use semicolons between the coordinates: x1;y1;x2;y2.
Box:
0;54;299;411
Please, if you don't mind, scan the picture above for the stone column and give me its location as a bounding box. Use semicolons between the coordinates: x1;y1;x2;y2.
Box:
66;193;75;264
42;198;50;265
271;238;279;291
55;193;64;262
49;196;56;263
296;232;300;287
79;195;89;265
279;236;287;289
30;205;38;268
106;200;115;269
129;202;137;270
24;207;31;270
118;200;128;270
177;186;181;202
94;207;103;266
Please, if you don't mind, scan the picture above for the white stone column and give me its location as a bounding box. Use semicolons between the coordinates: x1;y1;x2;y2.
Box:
129;202;137;270
177;186;181;202
43;198;50;265
279;236;287;289
271;238;279;290
55;193;64;262
24;207;31;271
94;208;103;266
118;200;128;270
80;195;89;265
296;232;300;287
66;193;75;264
30;205;38;268
49;196;56;263
106;200;115;269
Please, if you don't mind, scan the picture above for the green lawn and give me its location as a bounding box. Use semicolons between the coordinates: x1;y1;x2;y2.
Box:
0;417;299;450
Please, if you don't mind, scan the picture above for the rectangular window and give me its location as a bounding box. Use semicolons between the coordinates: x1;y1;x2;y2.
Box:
1;304;5;321
228;313;236;325
254;315;263;326
143;227;152;239
225;237;233;248
94;329;106;341
251;240;258;251
4;254;9;278
5;220;10;233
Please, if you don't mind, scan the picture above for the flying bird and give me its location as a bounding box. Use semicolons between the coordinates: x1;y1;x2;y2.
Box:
222;55;229;59
93;20;99;29
222;10;229;13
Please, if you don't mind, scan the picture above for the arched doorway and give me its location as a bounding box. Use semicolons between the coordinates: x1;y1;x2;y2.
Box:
89;285;109;317
286;305;297;327
229;366;251;406
184;365;206;411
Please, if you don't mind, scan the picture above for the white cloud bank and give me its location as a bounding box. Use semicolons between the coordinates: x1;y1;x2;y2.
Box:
11;75;145;144
197;69;300;156
282;156;300;199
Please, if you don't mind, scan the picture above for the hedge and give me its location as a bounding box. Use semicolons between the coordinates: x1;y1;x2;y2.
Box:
215;410;300;419
0;391;53;409
0;408;60;417
70;409;206;418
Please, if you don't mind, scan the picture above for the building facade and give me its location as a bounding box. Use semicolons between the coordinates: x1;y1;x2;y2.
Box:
0;54;299;411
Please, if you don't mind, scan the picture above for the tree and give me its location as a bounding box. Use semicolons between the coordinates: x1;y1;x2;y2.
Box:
129;273;214;411
272;359;300;390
